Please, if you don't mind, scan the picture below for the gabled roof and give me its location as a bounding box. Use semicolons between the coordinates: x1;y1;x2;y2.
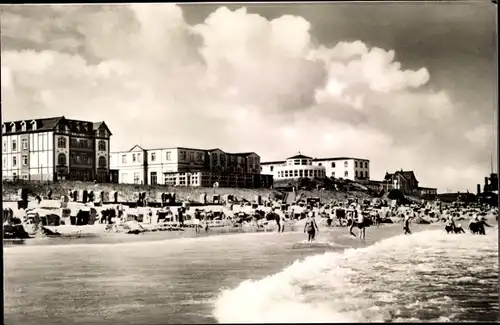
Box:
129;145;146;152
93;121;113;135
385;170;418;182
287;154;312;160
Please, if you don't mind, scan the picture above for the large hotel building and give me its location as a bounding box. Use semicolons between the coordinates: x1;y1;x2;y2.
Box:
261;153;370;183
110;145;273;188
2;116;112;182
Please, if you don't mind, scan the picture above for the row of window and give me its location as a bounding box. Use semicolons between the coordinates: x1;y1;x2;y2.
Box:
278;169;326;178
56;137;107;151
3;139;29;152
120;151;259;165
9;156;29;168
317;161;369;168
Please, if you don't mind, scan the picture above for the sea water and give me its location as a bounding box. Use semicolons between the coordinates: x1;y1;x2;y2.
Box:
4;225;498;324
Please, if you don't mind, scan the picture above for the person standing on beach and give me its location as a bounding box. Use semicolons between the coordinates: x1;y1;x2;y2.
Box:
304;212;319;242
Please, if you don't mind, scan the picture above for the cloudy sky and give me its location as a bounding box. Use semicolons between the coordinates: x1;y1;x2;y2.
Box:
1;2;497;192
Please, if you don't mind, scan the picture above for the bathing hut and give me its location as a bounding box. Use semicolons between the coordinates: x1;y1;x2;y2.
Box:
60;195;69;208
213;194;220;204
89;208;98;225
126;209;144;223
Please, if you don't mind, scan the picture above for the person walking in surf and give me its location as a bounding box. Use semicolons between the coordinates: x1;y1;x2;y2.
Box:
403;212;412;235
304;212;319;242
349;208;367;240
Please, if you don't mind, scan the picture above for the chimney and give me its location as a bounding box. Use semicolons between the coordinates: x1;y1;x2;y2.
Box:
477;184;481;195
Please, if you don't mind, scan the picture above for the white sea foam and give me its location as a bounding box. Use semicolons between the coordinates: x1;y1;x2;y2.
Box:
213;230;498;323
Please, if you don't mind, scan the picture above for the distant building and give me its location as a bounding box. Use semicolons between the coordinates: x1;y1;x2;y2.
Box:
381;169;437;197
261;154;369;182
483;173;498;193
110;145;271;188
2;116;112;182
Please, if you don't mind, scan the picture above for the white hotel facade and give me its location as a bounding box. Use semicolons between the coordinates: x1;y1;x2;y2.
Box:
110;145;272;188
261;153;370;183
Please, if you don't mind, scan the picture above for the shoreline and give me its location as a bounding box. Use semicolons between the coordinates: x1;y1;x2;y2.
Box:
4;222;444;249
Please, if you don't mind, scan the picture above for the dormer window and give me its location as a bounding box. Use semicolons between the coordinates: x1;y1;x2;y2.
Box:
30;120;37;131
10;122;16;132
21;121;26;132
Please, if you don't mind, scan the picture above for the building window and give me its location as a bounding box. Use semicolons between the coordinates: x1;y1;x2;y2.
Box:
133;172;140;184
318;163;322;166
98;140;106;151
2;140;6;152
294;170;298;177
12;140;17;151
285;170;288;177
98;156;106;168
22;155;28;166
166;151;171;160
122;155;127;163
345;171;348;177
137;153;141;162
181;151;187;160
331;162;335;168
21;122;26;131
132;154;136;162
99;129;105;137
151;152;156;162
299;170;303;177
332;171;335;177
58;137;66;148
13;156;17;167
355;171;358;178
58;153;66;166
151;171;157;185
365;162;368;168
31;121;37;130
21;138;28;150
270;166;274;172
189;152;194;161
294;160;300;165
355;161;358;167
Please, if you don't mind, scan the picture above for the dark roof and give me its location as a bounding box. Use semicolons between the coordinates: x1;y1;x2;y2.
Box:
287;154;312;160
3;116;64;134
111;146;258;157
312;157;369;162
417;186;437;190
3;116;113;136
261;160;286;165
93;121;113;136
385;170;418;182
368;180;385;185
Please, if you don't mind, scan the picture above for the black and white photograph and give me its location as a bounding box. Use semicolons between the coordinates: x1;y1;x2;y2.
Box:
1;2;498;324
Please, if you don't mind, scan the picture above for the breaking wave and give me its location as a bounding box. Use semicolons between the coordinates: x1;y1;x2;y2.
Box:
213;229;498;323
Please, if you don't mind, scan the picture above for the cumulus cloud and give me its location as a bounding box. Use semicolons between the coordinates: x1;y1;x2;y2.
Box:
0;4;495;192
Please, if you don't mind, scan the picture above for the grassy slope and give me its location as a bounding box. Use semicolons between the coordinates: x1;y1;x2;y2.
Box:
2;180;374;203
